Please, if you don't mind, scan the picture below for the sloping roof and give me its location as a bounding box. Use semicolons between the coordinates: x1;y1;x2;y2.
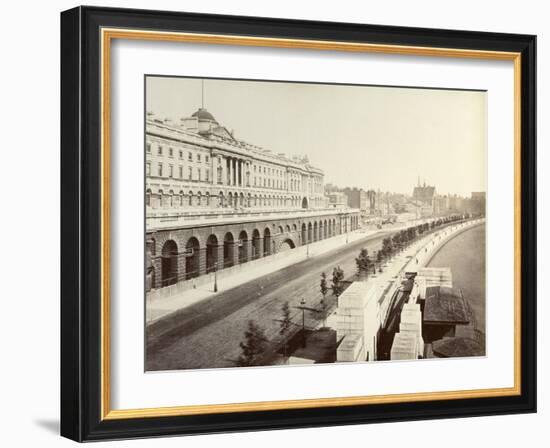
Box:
432;337;484;357
423;286;469;324
413;186;436;203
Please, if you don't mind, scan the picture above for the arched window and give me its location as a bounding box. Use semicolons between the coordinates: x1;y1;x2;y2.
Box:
188;191;193;206
157;190;164;209
145;189;152;207
197;191;202;206
205;192;210;206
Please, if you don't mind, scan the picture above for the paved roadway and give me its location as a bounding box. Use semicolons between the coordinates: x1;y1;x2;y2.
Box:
146;229;392;371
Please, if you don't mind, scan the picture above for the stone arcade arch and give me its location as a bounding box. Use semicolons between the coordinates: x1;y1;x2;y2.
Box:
206;234;218;273
160;240;178;287
185;237;200;280
278;238;296;252
224;232;235;268
252;229;261;260
313;222;318;242
301;223;307;245
264;228;272;256
238;230;249;264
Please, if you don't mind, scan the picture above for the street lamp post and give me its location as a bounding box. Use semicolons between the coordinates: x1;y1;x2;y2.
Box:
213;261;218;293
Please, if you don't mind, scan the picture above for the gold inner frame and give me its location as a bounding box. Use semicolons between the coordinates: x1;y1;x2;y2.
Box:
100;27;522;420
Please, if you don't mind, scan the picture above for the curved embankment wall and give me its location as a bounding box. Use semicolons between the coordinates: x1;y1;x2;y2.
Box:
422;220;485;268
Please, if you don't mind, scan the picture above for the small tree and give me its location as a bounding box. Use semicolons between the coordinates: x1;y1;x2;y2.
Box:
236;320;268;367
355;248;371;279
319;273;329;327
279;302;292;359
392;233;401;252
320;272;329;300
279;302;292;336
331;266;345;298
382;237;394;260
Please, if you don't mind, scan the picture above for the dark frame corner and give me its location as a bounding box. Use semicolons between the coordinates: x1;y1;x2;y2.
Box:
61;5;536;442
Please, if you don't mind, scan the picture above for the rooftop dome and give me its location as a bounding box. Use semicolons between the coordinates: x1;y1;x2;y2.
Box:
191;108;217;122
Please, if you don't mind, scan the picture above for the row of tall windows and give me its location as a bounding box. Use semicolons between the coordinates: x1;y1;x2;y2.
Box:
147;162;210;181
146;142;210;164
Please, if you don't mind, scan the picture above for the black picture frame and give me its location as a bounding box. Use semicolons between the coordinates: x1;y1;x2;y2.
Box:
61;5;536;442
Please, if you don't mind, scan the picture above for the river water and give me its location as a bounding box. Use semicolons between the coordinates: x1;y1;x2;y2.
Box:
427;223;486;333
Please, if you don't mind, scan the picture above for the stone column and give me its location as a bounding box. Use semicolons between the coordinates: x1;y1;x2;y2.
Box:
240;159;243;186
253;237;263;260
231;241;240;266
197;247;207;277
216;244;224;271
177;252;187;282
227;157;232;186
237;159;241;186
243;239;252;262
152;256;162;289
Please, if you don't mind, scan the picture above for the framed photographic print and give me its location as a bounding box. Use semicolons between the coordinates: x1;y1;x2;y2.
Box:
60;6;537;442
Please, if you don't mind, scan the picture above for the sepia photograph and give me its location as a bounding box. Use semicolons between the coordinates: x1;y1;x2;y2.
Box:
144;76;487;371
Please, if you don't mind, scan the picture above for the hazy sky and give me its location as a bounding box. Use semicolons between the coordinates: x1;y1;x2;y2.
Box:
146;76;486;196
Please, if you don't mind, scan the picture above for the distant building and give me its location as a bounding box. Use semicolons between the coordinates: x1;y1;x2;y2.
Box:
433;195;449;215
448;194;466;213
412;181;436;208
342;187;368;211
366;190;377;214
328;192;348;209
412;180;436;217
470;192;486;215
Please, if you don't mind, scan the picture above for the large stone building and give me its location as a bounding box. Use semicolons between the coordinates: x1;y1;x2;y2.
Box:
145;108;360;290
412;181;436;217
412;182;436;207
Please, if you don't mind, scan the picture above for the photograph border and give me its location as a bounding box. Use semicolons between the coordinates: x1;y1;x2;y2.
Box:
61;6;536;441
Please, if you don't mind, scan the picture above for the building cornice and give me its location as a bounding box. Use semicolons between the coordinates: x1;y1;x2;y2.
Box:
146;119;324;176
